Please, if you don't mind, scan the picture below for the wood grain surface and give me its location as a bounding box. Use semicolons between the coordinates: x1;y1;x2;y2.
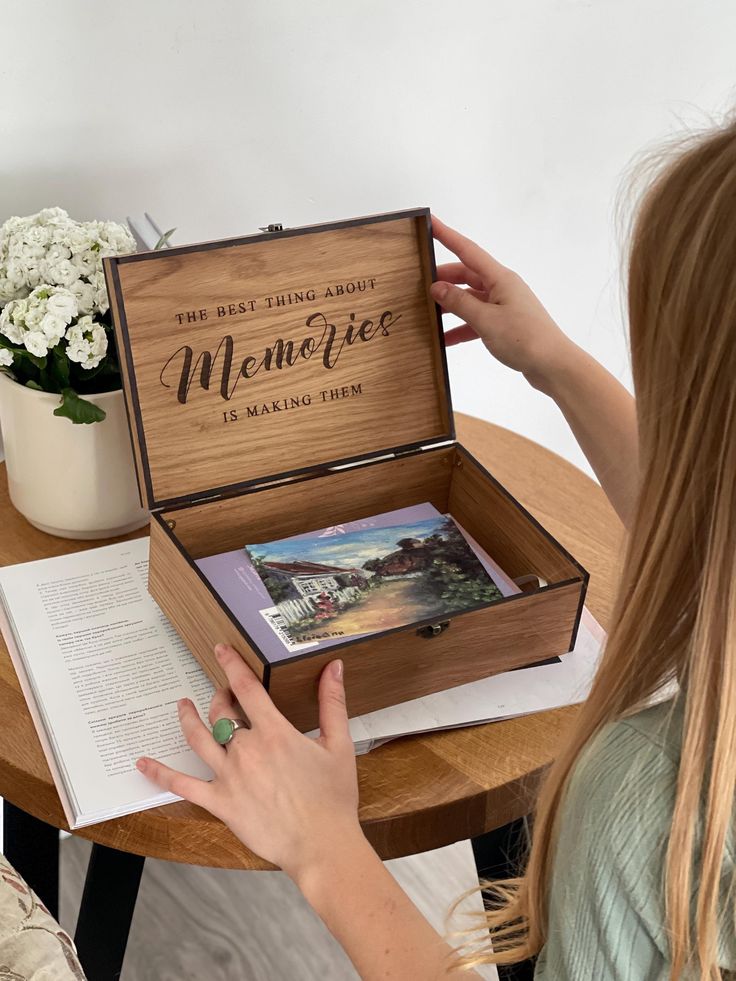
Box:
106;212;453;508
0;414;623;868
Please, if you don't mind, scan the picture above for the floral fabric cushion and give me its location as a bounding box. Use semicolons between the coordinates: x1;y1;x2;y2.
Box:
0;853;85;980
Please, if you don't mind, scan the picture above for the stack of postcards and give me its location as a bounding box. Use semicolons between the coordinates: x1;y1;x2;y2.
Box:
196;504;521;665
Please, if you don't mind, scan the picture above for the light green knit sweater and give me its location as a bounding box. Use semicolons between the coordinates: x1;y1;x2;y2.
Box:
535;699;736;979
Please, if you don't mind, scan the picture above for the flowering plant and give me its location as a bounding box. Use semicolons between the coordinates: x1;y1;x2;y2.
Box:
0;207;136;423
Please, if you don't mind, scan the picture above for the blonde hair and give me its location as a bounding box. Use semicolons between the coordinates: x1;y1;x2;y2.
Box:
456;119;736;978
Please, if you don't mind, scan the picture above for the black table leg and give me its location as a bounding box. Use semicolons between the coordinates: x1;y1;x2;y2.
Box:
2;799;59;919
472;817;536;981
74;844;145;981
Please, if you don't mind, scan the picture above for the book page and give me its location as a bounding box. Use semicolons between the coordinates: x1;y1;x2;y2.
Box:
0;538;215;827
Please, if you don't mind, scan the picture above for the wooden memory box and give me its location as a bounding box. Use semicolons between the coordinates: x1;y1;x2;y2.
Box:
105;209;588;732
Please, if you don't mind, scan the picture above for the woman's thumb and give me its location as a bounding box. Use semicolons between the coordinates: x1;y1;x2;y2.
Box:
318;660;350;745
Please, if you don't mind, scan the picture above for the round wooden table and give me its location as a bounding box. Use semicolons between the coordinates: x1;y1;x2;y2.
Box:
0;413;622;871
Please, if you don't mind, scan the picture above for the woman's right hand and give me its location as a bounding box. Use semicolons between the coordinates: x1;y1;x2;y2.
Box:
430;216;575;396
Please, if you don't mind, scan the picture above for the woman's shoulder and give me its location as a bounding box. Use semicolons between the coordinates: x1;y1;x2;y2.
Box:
548;697;736;975
537;705;686;978
568;697;679;794
577;697;735;860
616;696;684;758
563;698;684;856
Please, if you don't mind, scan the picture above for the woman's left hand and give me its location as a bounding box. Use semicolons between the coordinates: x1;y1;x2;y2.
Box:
136;644;361;881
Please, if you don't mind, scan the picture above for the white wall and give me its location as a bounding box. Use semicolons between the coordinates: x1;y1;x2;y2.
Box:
4;0;735;476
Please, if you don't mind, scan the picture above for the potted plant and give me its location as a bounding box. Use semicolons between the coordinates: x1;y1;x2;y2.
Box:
0;207;149;539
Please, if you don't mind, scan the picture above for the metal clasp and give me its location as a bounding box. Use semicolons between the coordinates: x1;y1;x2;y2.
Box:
258;223;284;232
417;620;450;639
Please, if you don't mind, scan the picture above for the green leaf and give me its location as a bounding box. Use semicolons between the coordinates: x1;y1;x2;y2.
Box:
38;364;55;393
25;379;43;391
154;228;176;250
53;388;106;424
49;345;70;388
26;352;47;369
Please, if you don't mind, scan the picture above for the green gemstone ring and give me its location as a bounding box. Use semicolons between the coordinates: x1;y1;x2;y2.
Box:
212;717;250;745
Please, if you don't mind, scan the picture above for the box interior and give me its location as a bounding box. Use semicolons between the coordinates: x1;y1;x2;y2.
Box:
159;444;584;664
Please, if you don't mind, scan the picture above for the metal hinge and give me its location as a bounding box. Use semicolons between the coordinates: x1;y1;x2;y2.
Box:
258;222;284;233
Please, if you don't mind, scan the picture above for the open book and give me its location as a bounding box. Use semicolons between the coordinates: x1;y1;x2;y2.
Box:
0;538;604;829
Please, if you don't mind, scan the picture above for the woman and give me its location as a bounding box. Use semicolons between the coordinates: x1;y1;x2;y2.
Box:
137;119;736;979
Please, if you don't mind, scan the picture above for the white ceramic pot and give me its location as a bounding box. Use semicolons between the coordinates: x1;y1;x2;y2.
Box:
0;371;149;539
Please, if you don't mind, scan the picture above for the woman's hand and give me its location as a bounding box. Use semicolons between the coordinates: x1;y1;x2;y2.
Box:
431;216;575;395
136;645;361;882
430;216;638;525
139;646;475;979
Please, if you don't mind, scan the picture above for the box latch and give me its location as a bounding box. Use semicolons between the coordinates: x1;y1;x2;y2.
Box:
417;620;450;639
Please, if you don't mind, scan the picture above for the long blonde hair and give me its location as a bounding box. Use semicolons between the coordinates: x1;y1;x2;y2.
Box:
458;119;736;978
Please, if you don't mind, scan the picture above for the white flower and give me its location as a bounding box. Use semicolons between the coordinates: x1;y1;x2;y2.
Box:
99;220;136;255
3;257;32;297
70;279;95;315
45;287;78;322
0;208;135;311
1;216;27;237
23;300;44;329
86;269;110;313
0;348;13;367
11;224;50;259
39;313;69;347
36;207;69;225
0;279;22;304
58;223;93;254
43;242;71;265
70;250;95;278
65;316;108;369
24;330;50;358
94;285;110;314
0;298;28;344
49;257;79;288
1;285;77;356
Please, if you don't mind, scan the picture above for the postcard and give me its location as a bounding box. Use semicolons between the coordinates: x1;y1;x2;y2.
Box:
195;503;442;663
247;514;506;644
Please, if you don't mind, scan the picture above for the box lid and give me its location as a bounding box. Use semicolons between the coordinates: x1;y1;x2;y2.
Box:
105;208;454;510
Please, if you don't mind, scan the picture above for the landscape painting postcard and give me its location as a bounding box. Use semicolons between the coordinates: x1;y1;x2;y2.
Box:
246;515;505;644
195;503;442;663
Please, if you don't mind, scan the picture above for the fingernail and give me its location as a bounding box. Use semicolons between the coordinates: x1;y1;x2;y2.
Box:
215;643;228;659
136;758;148;772
430;282;449;301
177;698;188;712
331;659;343;681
